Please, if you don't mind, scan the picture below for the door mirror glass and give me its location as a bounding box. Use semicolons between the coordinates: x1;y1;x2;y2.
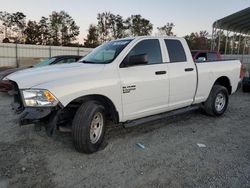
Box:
128;54;148;66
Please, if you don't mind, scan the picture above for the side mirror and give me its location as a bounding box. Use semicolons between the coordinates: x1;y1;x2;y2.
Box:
196;57;206;62
128;54;148;66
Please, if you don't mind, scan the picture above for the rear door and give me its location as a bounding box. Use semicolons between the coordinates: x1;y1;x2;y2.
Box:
119;39;169;121
164;39;197;109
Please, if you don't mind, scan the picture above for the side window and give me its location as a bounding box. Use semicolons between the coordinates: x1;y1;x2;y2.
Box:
124;39;162;66
207;52;217;61
56;58;76;64
164;39;187;63
66;58;77;63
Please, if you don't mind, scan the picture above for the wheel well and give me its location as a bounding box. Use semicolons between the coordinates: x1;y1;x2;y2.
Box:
64;95;119;124
214;76;232;94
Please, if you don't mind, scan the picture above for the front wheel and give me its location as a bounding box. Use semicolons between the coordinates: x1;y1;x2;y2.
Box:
72;101;106;153
203;85;229;116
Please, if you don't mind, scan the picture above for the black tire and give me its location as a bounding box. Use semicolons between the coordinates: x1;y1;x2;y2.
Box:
72;101;106;153
203;85;229;116
242;84;250;92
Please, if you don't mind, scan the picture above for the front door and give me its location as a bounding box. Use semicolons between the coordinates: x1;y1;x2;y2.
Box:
119;39;169;121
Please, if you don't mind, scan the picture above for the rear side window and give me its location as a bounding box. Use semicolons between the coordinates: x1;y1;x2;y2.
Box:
207;52;217;61
164;39;187;62
126;39;162;65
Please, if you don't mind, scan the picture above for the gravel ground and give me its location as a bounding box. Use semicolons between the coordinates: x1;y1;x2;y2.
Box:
0;91;249;188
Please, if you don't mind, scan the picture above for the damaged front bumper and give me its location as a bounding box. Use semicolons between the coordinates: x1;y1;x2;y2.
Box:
10;82;62;136
13;104;62;136
12;102;61;136
18;107;53;125
0;80;14;92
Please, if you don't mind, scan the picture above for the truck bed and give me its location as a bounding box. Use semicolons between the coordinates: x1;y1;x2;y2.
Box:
194;59;241;104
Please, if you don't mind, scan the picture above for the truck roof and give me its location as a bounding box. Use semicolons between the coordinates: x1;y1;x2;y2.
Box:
119;36;184;41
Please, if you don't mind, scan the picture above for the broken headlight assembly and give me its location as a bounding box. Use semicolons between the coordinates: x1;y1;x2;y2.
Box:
21;89;58;107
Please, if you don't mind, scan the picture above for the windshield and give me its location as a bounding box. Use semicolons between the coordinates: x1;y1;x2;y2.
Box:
80;39;132;64
34;58;56;67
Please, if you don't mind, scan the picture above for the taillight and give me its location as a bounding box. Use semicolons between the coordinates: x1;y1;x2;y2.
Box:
240;63;244;79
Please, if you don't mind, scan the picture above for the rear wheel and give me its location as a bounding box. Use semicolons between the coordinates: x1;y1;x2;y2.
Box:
72;101;106;153
242;84;250;92
203;85;229;116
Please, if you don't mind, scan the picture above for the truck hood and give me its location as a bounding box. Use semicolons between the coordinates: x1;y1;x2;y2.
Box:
6;63;105;89
0;67;29;80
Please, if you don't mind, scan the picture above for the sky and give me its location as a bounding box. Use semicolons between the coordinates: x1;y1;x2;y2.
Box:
1;0;250;43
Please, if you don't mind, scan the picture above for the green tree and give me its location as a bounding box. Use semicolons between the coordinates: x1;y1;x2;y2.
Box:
97;12;112;42
0;11;26;43
97;12;128;41
84;24;100;48
11;12;26;42
0;11;12;39
185;32;196;49
38;16;51;45
126;15;153;36
24;20;40;44
109;14;127;39
185;30;210;50
11;12;26;30
49;11;80;46
157;23;175;36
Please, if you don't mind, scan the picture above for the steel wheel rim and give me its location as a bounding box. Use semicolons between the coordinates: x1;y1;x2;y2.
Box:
215;93;226;112
90;112;103;144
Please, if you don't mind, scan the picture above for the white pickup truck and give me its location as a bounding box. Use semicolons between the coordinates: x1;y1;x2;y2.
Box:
6;36;242;153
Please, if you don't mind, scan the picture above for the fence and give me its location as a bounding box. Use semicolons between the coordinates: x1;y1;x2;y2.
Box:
0;43;250;70
0;43;93;68
222;55;250;64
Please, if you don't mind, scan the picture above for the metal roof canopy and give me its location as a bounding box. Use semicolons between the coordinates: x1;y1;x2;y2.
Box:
213;7;250;34
211;7;250;54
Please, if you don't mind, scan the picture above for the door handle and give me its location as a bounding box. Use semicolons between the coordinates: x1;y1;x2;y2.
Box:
155;71;167;75
185;68;194;72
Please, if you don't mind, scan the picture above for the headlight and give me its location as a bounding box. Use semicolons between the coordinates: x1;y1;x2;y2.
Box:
22;89;58;107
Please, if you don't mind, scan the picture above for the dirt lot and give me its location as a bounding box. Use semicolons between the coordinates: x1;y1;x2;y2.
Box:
0;91;249;188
